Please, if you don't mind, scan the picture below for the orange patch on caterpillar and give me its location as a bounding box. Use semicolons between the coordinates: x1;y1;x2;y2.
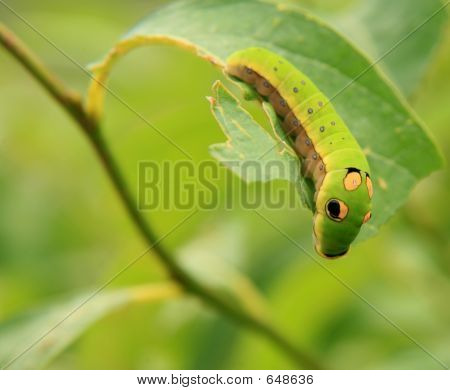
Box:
344;171;362;191
366;175;374;198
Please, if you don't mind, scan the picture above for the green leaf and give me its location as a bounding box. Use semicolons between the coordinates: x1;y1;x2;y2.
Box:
87;0;444;239
0;216;270;370
208;80;315;209
0;284;180;369
207;81;297;182
176;217;269;322
282;0;449;97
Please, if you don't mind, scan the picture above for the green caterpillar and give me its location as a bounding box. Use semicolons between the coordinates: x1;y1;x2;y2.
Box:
226;47;373;259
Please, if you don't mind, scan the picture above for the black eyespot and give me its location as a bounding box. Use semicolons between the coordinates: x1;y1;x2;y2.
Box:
326;199;348;221
327;200;340;219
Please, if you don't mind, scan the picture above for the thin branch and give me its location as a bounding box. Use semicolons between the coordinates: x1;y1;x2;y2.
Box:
0;24;94;131
0;23;322;370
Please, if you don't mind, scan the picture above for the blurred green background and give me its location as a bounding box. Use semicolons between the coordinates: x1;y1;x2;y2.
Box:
0;0;449;369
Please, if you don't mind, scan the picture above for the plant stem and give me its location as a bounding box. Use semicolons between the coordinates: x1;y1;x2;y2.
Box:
0;24;322;370
0;24;93;132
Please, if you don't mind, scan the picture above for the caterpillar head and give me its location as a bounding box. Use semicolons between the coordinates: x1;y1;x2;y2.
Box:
313;168;373;259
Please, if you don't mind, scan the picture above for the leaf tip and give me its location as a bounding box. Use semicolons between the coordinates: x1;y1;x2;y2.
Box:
206;96;216;105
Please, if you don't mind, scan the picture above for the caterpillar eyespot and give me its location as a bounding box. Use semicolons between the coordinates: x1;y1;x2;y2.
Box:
326;199;348;221
226;47;373;259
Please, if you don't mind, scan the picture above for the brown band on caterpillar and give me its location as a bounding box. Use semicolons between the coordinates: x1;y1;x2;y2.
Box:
268;90;290;117
255;77;274;96
282;110;304;139
228;64;327;192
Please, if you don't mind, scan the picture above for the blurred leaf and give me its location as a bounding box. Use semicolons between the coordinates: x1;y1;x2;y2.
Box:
0;283;181;369
87;0;443;240
176;216;269;322
277;0;448;97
